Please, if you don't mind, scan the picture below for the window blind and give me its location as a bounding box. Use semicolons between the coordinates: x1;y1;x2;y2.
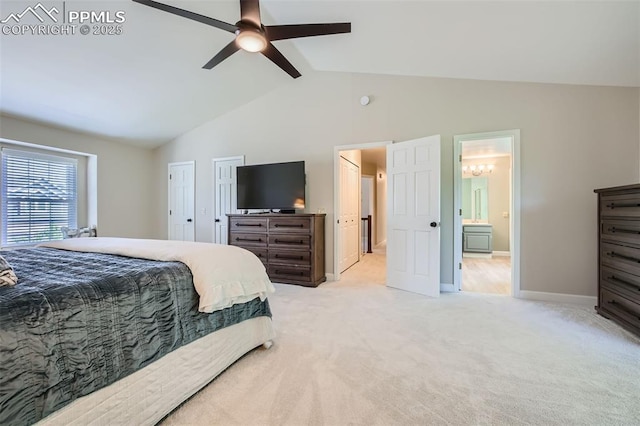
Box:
1;148;78;247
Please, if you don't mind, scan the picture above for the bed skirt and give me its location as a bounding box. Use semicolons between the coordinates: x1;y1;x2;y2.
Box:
37;316;275;425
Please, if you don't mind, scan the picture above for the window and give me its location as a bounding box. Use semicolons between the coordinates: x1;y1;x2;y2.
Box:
1;148;78;247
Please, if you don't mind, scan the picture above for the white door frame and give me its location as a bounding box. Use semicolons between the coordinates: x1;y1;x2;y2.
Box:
333;141;392;281
453;129;521;297
167;161;195;241
211;155;245;243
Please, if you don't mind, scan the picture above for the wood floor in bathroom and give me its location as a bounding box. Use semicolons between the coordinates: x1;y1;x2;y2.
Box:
462;256;511;295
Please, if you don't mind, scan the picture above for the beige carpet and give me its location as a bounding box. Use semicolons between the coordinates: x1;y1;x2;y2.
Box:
162;254;640;425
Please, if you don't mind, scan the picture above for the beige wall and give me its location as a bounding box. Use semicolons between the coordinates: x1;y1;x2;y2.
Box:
0;115;156;238
153;71;640;297
376;166;387;245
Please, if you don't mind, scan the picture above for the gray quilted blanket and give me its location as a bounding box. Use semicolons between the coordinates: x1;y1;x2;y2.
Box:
0;247;271;425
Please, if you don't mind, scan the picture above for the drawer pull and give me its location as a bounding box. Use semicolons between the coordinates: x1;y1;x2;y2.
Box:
607;227;640;235
606;202;640;209
606;251;640;264
606;299;640;320
274;224;304;228
275;254;304;260
235;223;263;227
274;269;305;276
235;237;263;242
274;239;305;245
607;275;640;290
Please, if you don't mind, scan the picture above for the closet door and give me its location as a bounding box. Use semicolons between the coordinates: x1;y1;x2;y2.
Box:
339;156;360;272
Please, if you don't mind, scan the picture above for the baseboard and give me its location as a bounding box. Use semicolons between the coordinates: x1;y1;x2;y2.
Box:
325;273;335;282
518;290;597;307
492;251;511;257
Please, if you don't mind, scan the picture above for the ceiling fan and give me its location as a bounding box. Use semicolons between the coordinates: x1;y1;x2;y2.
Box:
132;0;351;78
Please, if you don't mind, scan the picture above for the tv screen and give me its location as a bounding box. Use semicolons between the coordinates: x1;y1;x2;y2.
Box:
237;161;305;211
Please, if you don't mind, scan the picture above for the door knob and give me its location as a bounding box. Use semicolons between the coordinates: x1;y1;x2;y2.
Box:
430;221;438;228
215;219;220;223
187;219;193;223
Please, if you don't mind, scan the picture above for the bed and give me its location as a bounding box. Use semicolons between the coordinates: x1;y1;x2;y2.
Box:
0;237;276;426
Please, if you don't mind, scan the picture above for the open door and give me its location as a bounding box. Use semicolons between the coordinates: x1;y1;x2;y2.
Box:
386;135;441;296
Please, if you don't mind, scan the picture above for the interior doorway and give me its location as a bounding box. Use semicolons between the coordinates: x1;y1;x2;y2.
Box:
453;130;521;297
333;141;390;282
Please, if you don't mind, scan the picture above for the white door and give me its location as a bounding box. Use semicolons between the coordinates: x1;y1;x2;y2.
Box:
386;135;441;296
339;156;360;272
168;161;195;241
212;156;244;244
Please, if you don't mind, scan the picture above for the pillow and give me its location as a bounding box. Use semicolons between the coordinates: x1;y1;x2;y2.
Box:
61;226;97;239
0;254;18;286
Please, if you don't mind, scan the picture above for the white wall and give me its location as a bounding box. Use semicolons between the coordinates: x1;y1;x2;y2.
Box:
0;115;156;238
153;71;640;298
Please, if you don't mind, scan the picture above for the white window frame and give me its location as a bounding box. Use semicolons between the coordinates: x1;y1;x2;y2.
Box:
0;138;98;248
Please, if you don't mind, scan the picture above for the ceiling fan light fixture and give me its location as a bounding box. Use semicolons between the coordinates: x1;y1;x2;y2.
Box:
235;29;267;52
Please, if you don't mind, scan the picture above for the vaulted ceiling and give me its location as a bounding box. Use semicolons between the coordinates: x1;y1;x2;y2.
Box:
1;1;638;147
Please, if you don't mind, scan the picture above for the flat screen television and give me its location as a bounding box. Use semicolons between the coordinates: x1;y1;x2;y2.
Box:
236;161;305;212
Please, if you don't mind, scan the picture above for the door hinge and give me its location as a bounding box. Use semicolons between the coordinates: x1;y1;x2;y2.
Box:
459;209;462;216
459;262;462;270
169;210;172;215
169;174;172;179
459;155;462;162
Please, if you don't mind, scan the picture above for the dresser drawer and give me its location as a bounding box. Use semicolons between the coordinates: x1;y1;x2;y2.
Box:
229;232;267;247
269;217;311;233
230;217;268;232
601;219;640;247
268;265;311;283
269;234;311;248
601;266;640;303
601;242;640;277
599;287;640;331
239;247;268;264
269;249;311;266
601;193;640;218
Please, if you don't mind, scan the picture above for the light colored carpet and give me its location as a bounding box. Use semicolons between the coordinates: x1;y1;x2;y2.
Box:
162;255;640;425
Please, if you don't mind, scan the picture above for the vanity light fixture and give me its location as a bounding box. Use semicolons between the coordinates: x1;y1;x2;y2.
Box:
462;164;495;176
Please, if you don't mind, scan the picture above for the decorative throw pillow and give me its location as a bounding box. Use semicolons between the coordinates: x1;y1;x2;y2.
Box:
61;226;97;239
0;254;18;286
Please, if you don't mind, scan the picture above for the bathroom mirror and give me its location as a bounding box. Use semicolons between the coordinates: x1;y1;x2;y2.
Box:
462;177;488;221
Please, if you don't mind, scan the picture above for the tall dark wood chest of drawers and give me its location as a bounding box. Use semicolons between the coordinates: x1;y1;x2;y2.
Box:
595;184;640;337
227;213;326;287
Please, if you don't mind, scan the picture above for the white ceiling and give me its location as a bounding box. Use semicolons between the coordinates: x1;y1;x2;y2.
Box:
1;1;638;147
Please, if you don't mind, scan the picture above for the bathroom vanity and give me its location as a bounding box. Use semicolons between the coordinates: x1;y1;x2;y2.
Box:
463;223;493;253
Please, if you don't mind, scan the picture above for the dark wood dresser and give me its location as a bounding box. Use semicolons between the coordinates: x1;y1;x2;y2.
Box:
227;213;326;287
595;184;640;337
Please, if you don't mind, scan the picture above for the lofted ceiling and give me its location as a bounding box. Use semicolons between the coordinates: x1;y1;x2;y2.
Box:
0;0;638;148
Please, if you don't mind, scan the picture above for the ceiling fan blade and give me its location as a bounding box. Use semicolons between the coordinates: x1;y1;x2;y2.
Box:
261;43;301;79
239;0;261;27
132;0;238;33
265;23;351;41
202;40;241;70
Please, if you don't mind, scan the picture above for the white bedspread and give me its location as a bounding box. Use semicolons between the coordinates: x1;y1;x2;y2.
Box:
40;237;275;313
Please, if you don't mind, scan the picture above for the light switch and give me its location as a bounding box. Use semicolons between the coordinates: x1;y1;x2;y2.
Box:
502;211;509;218
201;208;207;215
